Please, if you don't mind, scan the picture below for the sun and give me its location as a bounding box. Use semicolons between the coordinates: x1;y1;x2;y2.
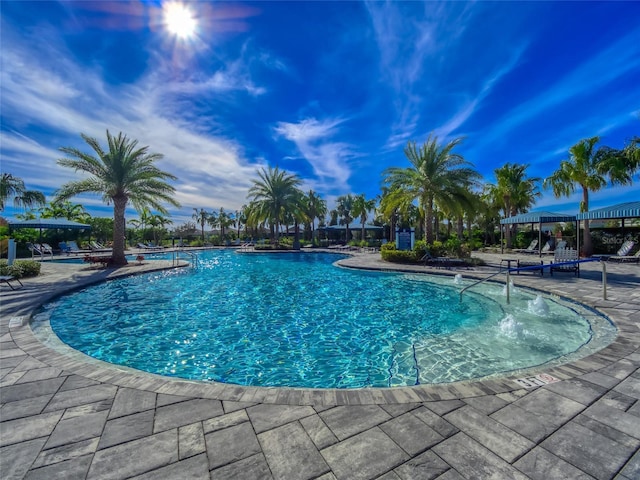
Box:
163;2;197;39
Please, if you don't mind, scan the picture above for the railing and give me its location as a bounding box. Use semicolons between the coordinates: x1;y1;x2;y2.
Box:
460;258;606;304
173;249;198;268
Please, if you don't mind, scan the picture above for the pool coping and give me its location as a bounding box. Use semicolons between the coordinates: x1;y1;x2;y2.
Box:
6;252;640;405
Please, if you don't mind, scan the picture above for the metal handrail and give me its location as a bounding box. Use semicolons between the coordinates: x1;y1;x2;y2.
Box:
173;249;198;268
460;257;605;303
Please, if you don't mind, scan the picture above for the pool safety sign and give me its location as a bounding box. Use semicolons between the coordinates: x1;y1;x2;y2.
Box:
513;373;560;389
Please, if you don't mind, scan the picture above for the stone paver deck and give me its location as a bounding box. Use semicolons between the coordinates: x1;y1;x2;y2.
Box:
1;250;638;479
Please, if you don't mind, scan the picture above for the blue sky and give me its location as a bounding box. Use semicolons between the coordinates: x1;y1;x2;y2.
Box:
1;1;639;225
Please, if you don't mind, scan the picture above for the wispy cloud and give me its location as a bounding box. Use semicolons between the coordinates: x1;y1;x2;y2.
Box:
0;19;265;223
274;117;355;193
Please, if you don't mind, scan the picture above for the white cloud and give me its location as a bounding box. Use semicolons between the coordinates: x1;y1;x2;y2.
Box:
0;20;266;222
274;118;357;193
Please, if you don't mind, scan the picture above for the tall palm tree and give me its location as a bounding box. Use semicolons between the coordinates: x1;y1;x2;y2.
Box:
336;194;355;242
0;173;46;211
56;130;179;265
543;136;635;256
218;208;235;242
192;208;210;244
247;166;303;245
352;194;376;242
382;135;481;244
487;163;541;248
305;190;327;239
148;213;172;245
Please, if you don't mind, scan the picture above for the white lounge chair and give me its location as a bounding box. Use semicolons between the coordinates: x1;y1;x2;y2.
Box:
608;247;640;263
514;239;538;254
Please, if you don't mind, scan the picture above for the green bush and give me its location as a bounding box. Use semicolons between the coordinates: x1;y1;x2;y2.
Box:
279;237;294;247
413;240;427;260
381;242;396;252
0;259;41;278
428;241;445;257
380;249;417;263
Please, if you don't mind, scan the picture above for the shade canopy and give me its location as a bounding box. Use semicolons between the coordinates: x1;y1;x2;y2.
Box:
500;211;576;225
318;223;383;231
575;202;640;220
8;218;91;230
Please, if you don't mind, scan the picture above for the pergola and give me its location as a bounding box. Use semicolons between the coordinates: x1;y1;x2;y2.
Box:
499;211;577;256
575;201;640;252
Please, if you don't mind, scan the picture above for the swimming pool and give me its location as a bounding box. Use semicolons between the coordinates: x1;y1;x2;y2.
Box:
36;250;616;388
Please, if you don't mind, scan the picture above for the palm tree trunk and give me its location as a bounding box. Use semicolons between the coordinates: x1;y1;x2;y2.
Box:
581;187;592;256
425;197;434;244
112;196;128;265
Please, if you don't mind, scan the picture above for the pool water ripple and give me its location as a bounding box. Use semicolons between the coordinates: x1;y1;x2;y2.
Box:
38;250;616;388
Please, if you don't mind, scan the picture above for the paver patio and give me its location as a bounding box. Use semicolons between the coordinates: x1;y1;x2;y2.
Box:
0;251;638;479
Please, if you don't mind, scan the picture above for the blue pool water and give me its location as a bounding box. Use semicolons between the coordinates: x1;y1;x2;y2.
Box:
38;250;616;388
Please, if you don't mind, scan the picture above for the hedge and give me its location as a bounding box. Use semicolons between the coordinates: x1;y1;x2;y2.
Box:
0;259;41;279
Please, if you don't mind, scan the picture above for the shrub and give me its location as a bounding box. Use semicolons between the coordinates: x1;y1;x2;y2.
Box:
380;249;417;263
413;240;427;260
381;242;396;252
0;259;41;278
428;241;445;257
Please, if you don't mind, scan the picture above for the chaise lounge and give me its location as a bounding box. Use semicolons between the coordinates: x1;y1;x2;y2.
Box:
0;275;23;290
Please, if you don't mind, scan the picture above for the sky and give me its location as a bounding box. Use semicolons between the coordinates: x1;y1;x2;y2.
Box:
1;0;639;226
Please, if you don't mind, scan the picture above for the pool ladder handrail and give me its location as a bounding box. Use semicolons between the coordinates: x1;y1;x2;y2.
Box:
173;249;198;268
459;258;605;304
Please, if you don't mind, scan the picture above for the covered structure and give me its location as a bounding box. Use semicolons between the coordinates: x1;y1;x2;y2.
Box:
576;201;640;255
318;223;383;242
8;218;91;243
500;211;577;256
575;201;640;222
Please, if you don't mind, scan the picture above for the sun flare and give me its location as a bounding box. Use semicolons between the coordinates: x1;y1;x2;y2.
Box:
163;2;197;39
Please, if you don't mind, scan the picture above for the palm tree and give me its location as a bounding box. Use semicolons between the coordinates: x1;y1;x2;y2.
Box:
218;208;235;242
40;200;88;222
487;163;541;248
192;208;210;244
382;136;481;244
543;136;636;256
56;130;180;265
0;173;46;211
305;190;327;240
148;213;172;245
336;194;355;242
247;166;303;245
352;194;376;242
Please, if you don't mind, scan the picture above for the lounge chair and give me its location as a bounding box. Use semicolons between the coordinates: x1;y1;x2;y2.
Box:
550;248;579;276
58;242;71;255
593;240;635;260
66;240;91;254
0;275;23;290
608;247;640;263
514;239;538;254
90;241;112;252
421;251;465;269
137;243;163;251
541;240;566;255
26;242;52;259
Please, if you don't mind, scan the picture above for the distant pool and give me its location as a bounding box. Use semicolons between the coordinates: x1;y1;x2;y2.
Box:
36;250;616;388
51;252;173;263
